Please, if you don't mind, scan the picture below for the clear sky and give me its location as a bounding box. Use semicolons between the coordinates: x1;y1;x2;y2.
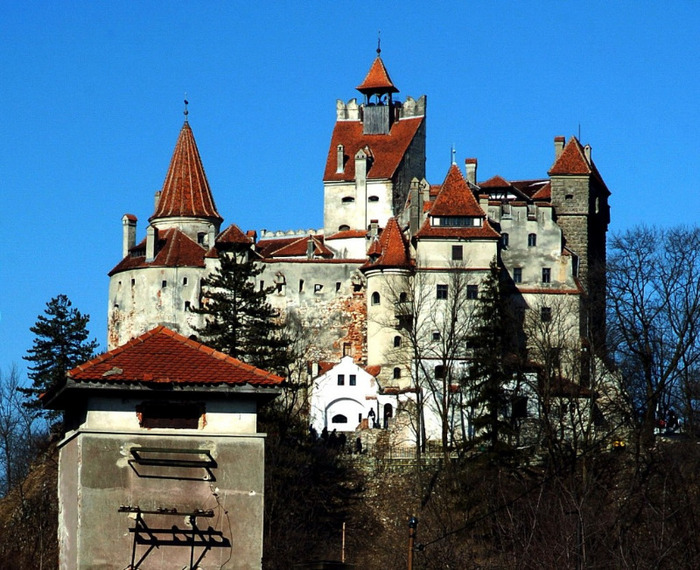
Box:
1;2;698;378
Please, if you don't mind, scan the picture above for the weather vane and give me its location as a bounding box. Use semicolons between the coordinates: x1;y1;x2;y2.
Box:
184;93;189;122
377;30;381;55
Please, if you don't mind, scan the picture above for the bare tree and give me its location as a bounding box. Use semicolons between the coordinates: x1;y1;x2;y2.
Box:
607;225;700;442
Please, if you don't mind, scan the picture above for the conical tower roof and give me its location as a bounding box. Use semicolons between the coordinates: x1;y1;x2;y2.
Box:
356;55;399;96
362;218;412;271
150;121;223;223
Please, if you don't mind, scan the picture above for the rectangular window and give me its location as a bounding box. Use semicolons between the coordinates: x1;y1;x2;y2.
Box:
432;331;441;341
528;233;537;247
513;267;522;283
542;268;551;283
337;374;345;386
161;280;167;288
137;402;203;429
336;282;341;292
451;245;463;261
349;374;356;386
467;285;478;299
259;280;265;291
299;279;304;292
436;284;448;300
541;307;552;322
183;277;188;286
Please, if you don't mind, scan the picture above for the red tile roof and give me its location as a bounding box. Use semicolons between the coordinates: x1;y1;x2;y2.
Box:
68;326;283;386
326;229;368;240
150;122;223;223
414;219;500;240
362;217;413;270
429;164;486;218
479;175;512;189
256;235;333;259
217;224;253;245
548;137;591;175
356;56;399;95
323;117;424;182
109;228;206;276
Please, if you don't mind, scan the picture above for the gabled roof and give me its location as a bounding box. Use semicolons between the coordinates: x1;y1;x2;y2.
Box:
429;164;486;218
256;235;334;259
67;326;283;387
548;137;592;175
356;56;399;95
326;229;368;240
361;217;412;271
109;228;206;276
150;122;223;223
323;116;424;182
479;175;512;189
217;224;253;245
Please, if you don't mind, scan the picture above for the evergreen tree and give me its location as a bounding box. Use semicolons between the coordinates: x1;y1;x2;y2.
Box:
192;251;291;375
466;261;521;452
22;295;99;417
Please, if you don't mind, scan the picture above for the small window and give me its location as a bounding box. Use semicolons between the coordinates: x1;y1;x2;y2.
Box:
542;268;551;284
433;331;441;341
183;277;188;286
452;245;463;261
349;374;356;386
528;233;537;247
368;195;379;202
299;279;304;292
336;282;341;292
184;301;191;311
259;280;265;291
394;335;402;348
371;291;381;305
338;374;345;386
393;367;401;379
435;365;445;379
137;402;203;429
502;233;509;248
513;267;522;283
399;292;408;302
338;224;350;231
342;196;355;204
131;279;135;287
541;307;552;322
343;343;352;357
565;194;574;201
314;284;323;293
197;232;206;245
332;414;348;424
161;280;167;288
467;285;478;300
436;284;448;300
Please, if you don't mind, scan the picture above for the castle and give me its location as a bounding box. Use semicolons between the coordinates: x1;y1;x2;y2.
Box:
107;50;610;440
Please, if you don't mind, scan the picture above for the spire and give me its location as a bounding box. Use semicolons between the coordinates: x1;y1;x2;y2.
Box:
356;53;399;96
150;121;223;223
362;218;412;270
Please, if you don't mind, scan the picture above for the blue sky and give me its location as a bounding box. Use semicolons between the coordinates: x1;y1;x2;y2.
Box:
1;2;698;378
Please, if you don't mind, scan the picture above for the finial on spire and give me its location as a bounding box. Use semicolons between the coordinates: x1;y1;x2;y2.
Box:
183;93;189;122
451;145;457;165
377;30;381;55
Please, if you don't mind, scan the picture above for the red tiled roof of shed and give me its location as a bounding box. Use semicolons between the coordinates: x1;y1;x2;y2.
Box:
68;326;283;386
151;122;223;223
323;117;424;182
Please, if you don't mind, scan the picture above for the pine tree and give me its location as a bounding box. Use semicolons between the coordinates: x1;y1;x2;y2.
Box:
22;295;100;417
191;251;291;375
466;261;521;452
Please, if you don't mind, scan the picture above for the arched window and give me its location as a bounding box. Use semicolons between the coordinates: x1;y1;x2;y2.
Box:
528;233;537;247
371;291;381;305
332;414;348;424
339;224;350;232
368;195;379;202
342;196;355;204
501;233;509;247
393;367;401;379
393;335;401;348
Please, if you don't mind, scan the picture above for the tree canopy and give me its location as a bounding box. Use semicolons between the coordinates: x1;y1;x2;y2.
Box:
192;251;291;375
22;294;99;417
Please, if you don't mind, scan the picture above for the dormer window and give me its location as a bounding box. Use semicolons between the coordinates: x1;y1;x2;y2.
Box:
432;217;482;227
339;225;350;232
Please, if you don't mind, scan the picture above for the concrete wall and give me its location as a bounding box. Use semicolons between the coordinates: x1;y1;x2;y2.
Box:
58;427;266;569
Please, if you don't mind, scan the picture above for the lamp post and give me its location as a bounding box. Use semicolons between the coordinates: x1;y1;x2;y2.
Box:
407;515;418;570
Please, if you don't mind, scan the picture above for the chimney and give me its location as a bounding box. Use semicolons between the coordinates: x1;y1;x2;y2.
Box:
208;225;216;249
554;136;565;159
306;237;315;259
154;190;161;211
369;219;379;239
465;158;478;185
146;225;157;262
336;144;345;173
584;144;592;164
122;214;137;258
409;178;421;235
